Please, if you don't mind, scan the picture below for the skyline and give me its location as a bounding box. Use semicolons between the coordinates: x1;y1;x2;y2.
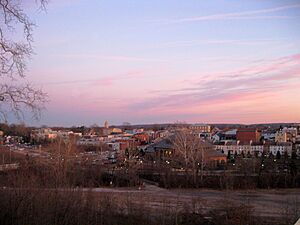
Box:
18;0;300;126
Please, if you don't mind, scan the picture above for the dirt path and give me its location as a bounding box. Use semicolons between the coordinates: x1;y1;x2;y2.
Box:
89;185;300;218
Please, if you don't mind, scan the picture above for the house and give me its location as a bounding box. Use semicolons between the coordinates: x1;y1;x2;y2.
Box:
205;150;227;168
144;136;227;166
144;137;174;161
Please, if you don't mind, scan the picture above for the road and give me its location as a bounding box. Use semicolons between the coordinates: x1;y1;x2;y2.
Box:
88;184;300;219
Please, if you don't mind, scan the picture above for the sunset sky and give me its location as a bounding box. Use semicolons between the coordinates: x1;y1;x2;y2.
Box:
25;0;300;126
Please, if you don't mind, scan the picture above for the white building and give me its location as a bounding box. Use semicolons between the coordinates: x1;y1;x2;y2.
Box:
77;135;102;146
214;142;264;156
269;142;292;156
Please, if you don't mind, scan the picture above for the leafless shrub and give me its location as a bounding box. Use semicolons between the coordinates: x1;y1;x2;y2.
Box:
209;200;254;225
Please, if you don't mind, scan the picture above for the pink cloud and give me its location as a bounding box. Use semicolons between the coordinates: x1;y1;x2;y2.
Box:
127;53;300;122
92;70;144;86
42;53;300;124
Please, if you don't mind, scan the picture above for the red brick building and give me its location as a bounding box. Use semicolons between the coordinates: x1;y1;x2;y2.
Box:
115;139;139;151
237;128;261;144
133;133;150;144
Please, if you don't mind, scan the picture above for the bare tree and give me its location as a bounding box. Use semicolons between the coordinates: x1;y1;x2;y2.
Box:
172;129;206;186
0;0;48;122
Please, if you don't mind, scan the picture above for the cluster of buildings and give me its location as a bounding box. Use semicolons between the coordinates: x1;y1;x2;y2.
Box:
76;123;155;152
28;122;227;167
30;122;157;162
2;122;300;168
212;125;300;158
30;128;82;142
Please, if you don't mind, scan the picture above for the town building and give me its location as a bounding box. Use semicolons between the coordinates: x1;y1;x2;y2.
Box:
189;124;211;133
261;129;276;141
275;130;287;143
283;127;298;143
236;128;261;144
189;124;212;140
145;136;226;167
77;135;103;146
269;142;293;156
31;128;58;142
214;142;264;156
275;127;298;143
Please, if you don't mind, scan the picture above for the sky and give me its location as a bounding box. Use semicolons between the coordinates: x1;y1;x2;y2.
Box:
23;0;300;126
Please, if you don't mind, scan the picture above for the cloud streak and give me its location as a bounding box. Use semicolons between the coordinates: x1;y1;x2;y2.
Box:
129;54;300;113
39;70;144;86
160;3;300;23
152;38;289;49
59;53;169;63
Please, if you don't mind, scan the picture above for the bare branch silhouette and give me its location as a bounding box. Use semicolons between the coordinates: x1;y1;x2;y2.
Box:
0;0;48;121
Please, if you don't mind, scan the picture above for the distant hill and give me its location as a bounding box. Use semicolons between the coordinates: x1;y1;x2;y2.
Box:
6;122;297;131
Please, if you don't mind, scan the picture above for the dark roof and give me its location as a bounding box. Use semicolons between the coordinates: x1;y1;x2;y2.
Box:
250;142;263;146
237;128;260;132
145;137;174;153
272;142;292;146
145;135;214;153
